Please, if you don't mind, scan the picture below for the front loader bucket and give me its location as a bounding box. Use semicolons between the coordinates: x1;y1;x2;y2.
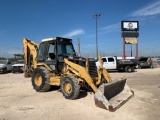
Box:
94;78;134;112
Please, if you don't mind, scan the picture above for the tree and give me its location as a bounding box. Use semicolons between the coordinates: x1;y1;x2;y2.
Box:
14;54;24;59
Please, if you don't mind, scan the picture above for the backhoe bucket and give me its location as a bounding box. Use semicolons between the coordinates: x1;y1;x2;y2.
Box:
94;78;134;112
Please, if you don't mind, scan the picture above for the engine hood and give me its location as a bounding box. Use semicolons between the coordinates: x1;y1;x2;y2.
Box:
0;64;5;67
12;64;24;67
67;55;86;61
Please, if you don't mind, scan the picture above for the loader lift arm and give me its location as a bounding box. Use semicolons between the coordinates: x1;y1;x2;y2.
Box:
63;56;112;93
63;56;134;111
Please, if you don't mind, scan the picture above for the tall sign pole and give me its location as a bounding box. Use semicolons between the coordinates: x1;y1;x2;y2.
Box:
123;37;126;59
136;37;138;59
121;21;139;59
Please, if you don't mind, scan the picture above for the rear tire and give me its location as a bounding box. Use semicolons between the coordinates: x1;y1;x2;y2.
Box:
131;67;134;72
125;66;132;73
61;76;80;99
32;66;51;92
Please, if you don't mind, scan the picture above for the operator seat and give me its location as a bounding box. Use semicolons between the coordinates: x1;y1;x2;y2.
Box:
49;53;55;60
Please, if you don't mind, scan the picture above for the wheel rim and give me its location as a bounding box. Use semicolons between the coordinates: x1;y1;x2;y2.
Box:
34;73;42;86
128;68;131;72
64;82;72;94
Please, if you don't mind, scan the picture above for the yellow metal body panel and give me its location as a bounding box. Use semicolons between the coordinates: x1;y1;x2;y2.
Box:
49;76;61;86
36;63;52;71
63;58;99;92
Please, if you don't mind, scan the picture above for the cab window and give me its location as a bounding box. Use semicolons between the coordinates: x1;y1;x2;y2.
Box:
57;40;75;55
37;43;48;60
102;58;107;62
108;57;114;62
7;61;11;64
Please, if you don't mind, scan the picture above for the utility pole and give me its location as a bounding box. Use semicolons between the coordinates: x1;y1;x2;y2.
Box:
77;37;80;56
93;13;101;57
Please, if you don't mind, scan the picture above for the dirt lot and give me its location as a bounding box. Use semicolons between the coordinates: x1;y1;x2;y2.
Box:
0;68;160;120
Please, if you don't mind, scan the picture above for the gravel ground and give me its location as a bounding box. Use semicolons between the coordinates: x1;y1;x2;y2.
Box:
0;68;160;120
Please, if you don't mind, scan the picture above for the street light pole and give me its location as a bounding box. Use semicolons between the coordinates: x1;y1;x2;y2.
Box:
77;37;80;56
93;13;101;57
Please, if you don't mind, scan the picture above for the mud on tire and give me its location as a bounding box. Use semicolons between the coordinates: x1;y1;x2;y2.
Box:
60;76;80;100
31;66;51;92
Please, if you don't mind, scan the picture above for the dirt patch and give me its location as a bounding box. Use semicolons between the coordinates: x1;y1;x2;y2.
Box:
0;68;160;120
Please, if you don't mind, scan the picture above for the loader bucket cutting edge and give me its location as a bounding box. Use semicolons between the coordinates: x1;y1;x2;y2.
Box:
94;78;134;112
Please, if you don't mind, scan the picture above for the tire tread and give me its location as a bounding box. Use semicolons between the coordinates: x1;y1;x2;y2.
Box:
32;66;51;92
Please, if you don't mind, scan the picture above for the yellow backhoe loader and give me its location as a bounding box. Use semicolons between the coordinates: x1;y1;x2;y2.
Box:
23;37;134;112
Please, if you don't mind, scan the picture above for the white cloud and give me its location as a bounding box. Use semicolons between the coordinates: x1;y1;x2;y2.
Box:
87;23;120;38
62;29;85;38
100;23;120;32
131;1;160;17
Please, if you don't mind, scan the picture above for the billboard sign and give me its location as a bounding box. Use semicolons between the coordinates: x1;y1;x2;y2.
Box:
122;32;139;37
121;21;139;31
125;38;137;44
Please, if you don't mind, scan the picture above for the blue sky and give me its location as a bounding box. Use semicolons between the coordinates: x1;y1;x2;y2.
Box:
0;0;160;58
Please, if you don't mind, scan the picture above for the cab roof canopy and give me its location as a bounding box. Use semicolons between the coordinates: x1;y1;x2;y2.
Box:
41;37;72;42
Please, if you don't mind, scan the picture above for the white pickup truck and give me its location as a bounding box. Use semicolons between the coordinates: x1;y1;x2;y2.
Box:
96;56;137;72
12;60;25;73
0;60;13;73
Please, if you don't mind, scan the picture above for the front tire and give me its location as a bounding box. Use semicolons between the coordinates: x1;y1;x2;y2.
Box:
61;76;80;99
3;68;7;74
32;67;51;92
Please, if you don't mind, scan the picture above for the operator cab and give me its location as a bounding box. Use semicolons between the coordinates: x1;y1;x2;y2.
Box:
36;37;76;73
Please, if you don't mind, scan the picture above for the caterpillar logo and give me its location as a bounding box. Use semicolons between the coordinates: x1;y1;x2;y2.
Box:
128;22;133;29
